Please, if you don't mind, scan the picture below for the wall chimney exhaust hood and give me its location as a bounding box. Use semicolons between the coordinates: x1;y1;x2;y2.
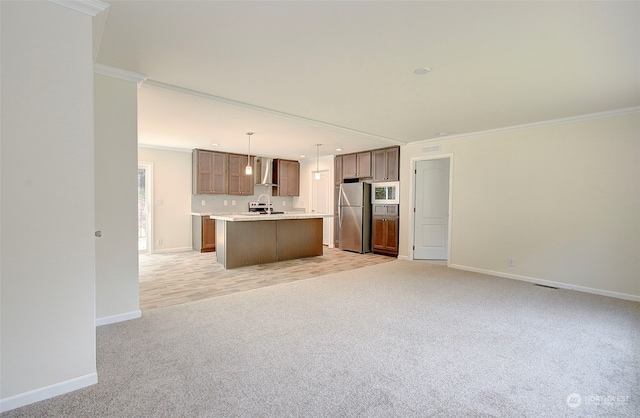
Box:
255;157;274;185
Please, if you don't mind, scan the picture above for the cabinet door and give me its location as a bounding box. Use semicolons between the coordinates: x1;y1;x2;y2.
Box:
241;156;255;195
372;149;387;182
194;150;228;194
194;150;214;194
373;204;398;216
276;159;289;196
227;154;242;195
228;155;254;195
274;159;300;196
202;217;216;252
384;218;399;253
372;216;399;255
385;147;399;181
357;151;371;177
288;160;299;196
372;147;400;182
372;217;386;251
334;156;343;185
342;154;357;179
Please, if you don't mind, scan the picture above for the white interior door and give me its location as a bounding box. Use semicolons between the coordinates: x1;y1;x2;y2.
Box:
414;158;450;259
311;170;331;245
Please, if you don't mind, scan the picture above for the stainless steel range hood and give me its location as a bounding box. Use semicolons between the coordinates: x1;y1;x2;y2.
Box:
254;157;274;185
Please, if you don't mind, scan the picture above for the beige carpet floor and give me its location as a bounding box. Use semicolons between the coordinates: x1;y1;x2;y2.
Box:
3;260;639;417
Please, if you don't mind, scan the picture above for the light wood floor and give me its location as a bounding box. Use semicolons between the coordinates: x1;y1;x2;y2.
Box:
139;247;396;311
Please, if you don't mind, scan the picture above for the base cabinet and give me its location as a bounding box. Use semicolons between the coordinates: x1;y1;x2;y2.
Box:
192;215;216;252
215;218;323;269
372;205;398;256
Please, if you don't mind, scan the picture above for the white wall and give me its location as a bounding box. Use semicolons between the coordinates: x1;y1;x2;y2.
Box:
297;155;333;210
400;111;640;300
1;1;97;410
299;155;334;245
138;147;192;252
95;74;141;324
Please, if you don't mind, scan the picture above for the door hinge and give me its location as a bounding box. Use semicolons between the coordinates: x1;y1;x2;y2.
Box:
413;207;416;212
413;245;415;250
414;169;417;174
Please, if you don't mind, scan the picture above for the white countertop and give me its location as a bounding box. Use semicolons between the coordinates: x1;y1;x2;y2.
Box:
207;212;332;222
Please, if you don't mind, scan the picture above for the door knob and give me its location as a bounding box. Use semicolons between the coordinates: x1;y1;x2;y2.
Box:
95;230;102;238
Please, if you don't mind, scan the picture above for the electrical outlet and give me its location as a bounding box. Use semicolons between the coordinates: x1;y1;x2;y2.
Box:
232;200;236;206
201;200;206;206
157;239;163;246
508;258;516;267
283;201;286;206
224;200;228;206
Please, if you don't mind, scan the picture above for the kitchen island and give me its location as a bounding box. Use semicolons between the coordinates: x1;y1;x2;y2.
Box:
210;213;332;269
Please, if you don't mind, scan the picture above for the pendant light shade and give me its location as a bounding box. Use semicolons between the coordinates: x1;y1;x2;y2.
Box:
314;144;321;180
245;132;253;175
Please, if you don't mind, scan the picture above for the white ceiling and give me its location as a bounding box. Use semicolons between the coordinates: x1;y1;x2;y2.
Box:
97;1;640;160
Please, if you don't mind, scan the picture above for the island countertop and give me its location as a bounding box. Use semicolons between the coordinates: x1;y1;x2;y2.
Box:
209;212;332;222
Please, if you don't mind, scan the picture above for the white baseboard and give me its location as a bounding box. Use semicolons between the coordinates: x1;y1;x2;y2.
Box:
0;372;98;413
95;309;142;326
397;255;410;261
448;263;640;303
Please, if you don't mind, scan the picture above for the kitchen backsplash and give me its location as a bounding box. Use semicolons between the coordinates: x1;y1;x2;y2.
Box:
191;185;303;214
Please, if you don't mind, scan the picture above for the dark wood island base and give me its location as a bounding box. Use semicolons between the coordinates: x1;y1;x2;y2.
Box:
215;217;324;269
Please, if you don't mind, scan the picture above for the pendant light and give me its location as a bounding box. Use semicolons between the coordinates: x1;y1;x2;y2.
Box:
245;132;253;175
314;143;321;180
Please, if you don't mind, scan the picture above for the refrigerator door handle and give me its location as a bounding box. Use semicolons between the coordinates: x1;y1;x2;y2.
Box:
338;184;343;228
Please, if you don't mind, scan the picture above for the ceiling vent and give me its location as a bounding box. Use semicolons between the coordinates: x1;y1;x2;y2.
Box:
422;145;441;153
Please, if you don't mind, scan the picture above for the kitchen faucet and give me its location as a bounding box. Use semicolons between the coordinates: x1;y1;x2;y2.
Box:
257;194;271;214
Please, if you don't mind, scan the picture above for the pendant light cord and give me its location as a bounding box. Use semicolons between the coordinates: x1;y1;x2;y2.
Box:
246;132;254;175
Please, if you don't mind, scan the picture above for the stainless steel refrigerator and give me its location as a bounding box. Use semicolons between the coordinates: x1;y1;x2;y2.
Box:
338;182;371;253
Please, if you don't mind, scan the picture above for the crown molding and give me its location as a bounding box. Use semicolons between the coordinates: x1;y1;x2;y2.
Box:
92;3;109;62
138;143;193;154
144;79;407;146
411;106;640;145
94;64;148;85
48;0;109;17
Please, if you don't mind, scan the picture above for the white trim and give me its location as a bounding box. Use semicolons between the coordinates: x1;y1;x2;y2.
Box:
48;0;109;16
94;64;148;85
0;372;98;413
408;154;454;264
138;143;193;153
95;309;142;326
92;2;109;62
144;79;406;146
410;106;640;145
449;264;640;303
153;247;193;254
